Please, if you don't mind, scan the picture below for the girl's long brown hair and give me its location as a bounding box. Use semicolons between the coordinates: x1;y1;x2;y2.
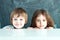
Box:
30;9;54;28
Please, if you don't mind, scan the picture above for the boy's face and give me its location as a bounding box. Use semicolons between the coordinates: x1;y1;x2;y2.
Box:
36;14;47;29
12;15;25;29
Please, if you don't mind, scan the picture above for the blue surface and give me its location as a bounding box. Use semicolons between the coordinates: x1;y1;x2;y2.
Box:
0;29;60;40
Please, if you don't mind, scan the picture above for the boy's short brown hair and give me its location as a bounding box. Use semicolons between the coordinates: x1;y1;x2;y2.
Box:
10;8;28;24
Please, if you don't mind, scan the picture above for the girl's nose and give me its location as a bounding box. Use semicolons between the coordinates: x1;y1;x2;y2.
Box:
40;21;43;25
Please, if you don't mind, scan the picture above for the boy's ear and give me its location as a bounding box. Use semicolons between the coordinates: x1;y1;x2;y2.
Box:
25;21;27;24
25;22;26;24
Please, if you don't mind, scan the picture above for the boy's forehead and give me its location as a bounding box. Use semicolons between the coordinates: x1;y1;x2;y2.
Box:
13;14;21;17
13;15;24;18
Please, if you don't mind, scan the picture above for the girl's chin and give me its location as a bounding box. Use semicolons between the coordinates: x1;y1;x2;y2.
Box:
38;27;46;29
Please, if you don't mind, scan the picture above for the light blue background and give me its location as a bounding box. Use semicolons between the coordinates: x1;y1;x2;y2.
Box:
0;0;60;28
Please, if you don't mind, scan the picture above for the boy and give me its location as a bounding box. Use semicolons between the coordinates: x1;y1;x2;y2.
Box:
3;8;28;29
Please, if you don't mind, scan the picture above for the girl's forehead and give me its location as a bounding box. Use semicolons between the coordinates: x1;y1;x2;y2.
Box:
37;14;47;19
38;14;46;17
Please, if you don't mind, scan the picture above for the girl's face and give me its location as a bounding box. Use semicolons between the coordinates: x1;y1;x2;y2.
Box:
36;14;47;29
12;15;25;29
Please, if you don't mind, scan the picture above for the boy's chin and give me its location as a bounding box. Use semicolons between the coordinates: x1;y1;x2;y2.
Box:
14;26;23;29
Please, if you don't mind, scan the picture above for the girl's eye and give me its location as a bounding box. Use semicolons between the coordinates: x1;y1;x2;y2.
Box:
37;20;40;22
43;20;45;22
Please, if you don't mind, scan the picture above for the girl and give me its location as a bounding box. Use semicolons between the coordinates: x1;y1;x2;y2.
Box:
29;9;54;29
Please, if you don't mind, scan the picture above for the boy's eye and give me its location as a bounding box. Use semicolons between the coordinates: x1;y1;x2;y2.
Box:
20;19;23;21
14;19;17;21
